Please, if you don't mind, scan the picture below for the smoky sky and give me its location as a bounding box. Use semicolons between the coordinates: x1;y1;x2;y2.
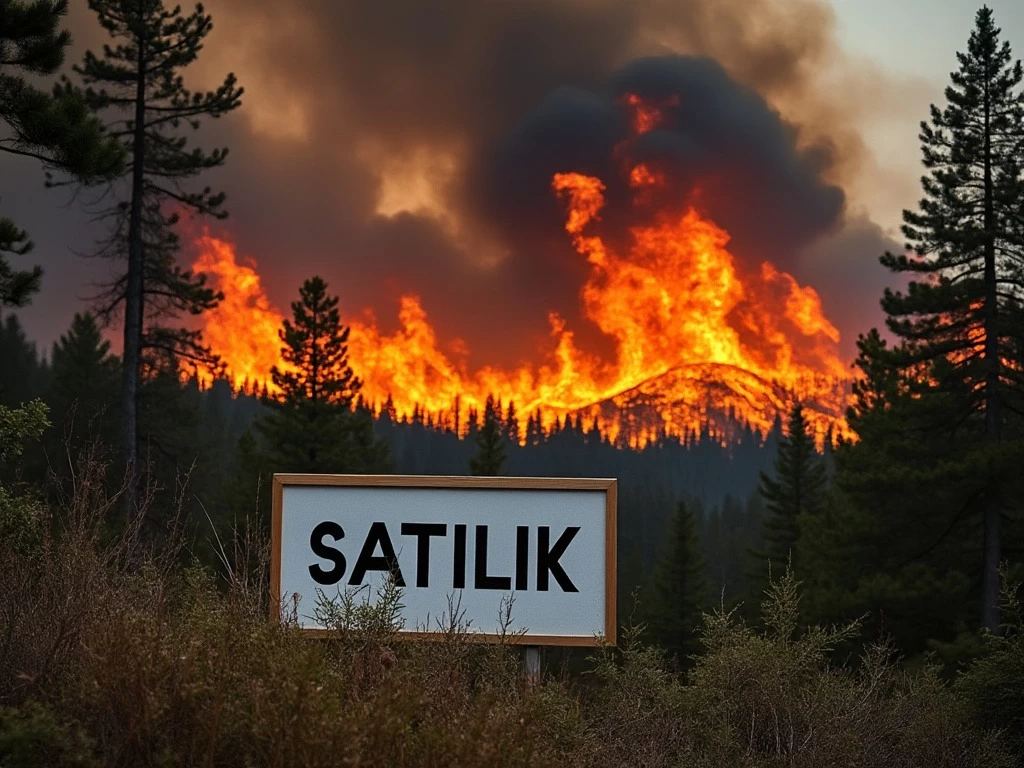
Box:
2;0;898;367
472;55;846;280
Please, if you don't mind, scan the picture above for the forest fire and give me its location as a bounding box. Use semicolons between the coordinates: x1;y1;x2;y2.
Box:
190;235;292;389
192;94;851;445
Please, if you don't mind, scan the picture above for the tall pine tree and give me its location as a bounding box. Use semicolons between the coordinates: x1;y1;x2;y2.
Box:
823;329;982;655
48;312;119;451
857;7;1024;629
0;314;45;409
526;409;545;446
469;394;506;476
504;399;520;444
257;276;388;473
0;0;123;306
753;403;827;578
646;500;709;664
56;0;242;505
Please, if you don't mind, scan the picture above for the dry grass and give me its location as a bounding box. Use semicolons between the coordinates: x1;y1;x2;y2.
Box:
0;451;1017;767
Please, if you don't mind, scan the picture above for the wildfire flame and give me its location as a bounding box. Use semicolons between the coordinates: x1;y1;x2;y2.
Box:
192;94;851;445
190;234;293;390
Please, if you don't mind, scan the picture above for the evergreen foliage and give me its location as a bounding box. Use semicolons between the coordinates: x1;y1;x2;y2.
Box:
703;492;763;609
57;0;242;489
846;7;1024;630
504;399;520;443
525;409;544;446
0;314;45;408
469;394;506;476
956;577;1024;757
0;398;48;464
273;277;360;410
646;500;709;664
256;276;389;474
0;702;98;768
0;397;48;553
0;0;123;306
47;312;119;450
818;333;983;653
346;399;393;474
753;403;827;577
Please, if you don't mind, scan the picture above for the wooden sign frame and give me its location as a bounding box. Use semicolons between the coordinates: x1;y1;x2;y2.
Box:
271;474;618;646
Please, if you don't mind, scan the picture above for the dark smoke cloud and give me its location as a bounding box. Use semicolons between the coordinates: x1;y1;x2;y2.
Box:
798;215;901;363
3;0;897;366
473;55;846;273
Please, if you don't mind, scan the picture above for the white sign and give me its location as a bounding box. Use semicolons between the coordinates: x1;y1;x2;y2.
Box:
271;475;617;645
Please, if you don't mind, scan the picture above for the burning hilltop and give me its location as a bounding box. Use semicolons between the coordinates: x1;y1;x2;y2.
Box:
191;90;850;446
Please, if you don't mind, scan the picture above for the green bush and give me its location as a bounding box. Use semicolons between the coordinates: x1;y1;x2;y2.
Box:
0;702;97;768
679;574;1009;767
957;578;1024;761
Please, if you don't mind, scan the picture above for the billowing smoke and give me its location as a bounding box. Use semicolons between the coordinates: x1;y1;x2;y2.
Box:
5;0;903;364
470;55;848;356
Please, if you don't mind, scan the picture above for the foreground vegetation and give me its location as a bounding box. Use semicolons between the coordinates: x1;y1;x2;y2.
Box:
1;458;1022;768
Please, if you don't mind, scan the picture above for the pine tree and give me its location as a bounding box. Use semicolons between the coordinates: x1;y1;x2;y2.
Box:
504;399;520;444
754;403;827;577
647;500;709;664
829;330;983;653
132;348;214;536
0;0;123;306
257;276;387;473
48;312;119;448
56;0;242;501
469;394;506;476
212;424;271;555
526;409;545;446
857;8;1024;630
465;406;479;439
0;314;45;408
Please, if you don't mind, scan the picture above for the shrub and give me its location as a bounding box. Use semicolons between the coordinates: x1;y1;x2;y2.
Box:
680;573;1010;767
0;702;97;768
0;458;1016;767
957;578;1024;762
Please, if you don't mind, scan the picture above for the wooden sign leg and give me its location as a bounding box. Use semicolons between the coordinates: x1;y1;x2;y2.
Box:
523;645;541;688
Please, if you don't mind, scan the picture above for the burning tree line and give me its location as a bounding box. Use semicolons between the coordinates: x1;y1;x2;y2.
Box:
220;376;802;454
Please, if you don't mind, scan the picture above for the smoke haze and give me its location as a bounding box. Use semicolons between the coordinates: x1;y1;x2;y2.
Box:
3;0;914;364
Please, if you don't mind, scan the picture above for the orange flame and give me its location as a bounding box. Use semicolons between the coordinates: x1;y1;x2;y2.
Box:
190;181;849;444
191;95;851;445
190;233;294;391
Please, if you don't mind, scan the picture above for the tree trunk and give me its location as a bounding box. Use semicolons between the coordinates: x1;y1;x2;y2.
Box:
120;13;146;518
981;68;1001;632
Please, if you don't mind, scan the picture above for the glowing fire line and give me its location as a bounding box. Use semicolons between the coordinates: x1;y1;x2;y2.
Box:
191;94;851;445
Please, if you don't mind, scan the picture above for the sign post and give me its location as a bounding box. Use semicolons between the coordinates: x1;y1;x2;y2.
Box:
271;474;617;658
523;645;541;688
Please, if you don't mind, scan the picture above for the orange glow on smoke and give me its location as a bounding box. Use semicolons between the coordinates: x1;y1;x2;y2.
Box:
192;94;850;445
621;93;679;135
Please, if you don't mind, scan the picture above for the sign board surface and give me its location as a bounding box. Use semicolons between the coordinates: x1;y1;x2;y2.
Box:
272;474;617;645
